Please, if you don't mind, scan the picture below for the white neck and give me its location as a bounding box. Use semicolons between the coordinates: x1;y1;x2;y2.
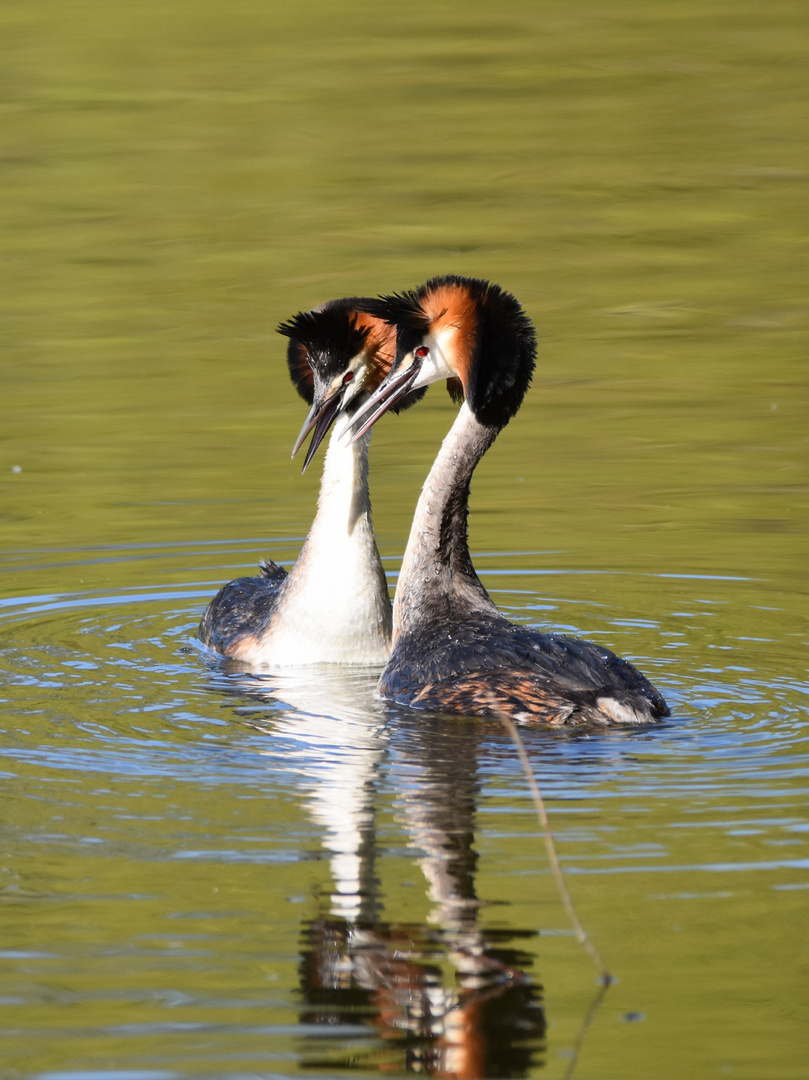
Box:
240;412;392;666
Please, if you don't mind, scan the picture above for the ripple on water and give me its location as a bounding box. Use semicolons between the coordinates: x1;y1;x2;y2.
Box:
1;542;808;1079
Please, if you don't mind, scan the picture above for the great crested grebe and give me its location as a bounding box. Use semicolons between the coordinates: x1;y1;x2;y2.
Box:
348;274;670;726
198;298;423;667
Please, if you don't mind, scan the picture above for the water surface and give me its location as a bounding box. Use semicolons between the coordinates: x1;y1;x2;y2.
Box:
2;1;808;1077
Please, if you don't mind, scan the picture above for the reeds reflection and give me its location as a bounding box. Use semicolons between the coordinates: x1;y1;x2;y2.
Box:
208;664;546;1076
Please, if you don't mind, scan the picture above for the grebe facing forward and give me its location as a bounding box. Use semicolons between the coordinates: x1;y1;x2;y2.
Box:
198;299;423;667
350;275;670;726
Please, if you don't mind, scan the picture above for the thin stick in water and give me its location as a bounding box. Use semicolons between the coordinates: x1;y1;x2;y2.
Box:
496;706;613;985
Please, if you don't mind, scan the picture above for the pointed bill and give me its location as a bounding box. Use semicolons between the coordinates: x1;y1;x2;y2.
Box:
291;390;345;473
346;364;420;444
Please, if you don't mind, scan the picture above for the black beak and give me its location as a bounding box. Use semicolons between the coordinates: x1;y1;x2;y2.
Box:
347;363;420;444
291;389;345;473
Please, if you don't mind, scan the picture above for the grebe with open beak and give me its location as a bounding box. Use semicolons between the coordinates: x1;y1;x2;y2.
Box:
198;298;423;667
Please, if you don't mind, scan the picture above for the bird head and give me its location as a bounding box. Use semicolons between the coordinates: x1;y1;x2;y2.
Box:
349;275;537;441
277;298;424;472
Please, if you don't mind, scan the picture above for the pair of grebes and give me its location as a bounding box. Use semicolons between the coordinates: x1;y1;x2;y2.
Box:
199;275;669;727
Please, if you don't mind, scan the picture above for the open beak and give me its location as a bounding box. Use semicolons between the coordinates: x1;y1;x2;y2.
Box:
291;389;345;473
347;362;420;444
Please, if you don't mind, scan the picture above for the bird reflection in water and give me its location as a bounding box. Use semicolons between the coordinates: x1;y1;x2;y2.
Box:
299;918;543;1077
209;665;546;1077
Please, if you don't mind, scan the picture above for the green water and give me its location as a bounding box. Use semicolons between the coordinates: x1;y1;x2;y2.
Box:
2;1;808;1077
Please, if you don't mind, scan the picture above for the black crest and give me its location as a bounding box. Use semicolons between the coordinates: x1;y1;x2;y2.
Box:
277;298;375;406
277;296;427;414
460;276;536;429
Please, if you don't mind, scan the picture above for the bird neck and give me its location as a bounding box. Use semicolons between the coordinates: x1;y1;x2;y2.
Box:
268;411;392;665
393;401;501;640
311;410;375;535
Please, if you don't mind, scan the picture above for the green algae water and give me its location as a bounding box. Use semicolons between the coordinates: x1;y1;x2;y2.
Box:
2;0;808;1077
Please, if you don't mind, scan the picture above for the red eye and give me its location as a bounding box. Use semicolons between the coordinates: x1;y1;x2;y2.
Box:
414;345;429;359
343;371;354;384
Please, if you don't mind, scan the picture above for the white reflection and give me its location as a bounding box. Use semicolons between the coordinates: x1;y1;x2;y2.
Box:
234;665;388;922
